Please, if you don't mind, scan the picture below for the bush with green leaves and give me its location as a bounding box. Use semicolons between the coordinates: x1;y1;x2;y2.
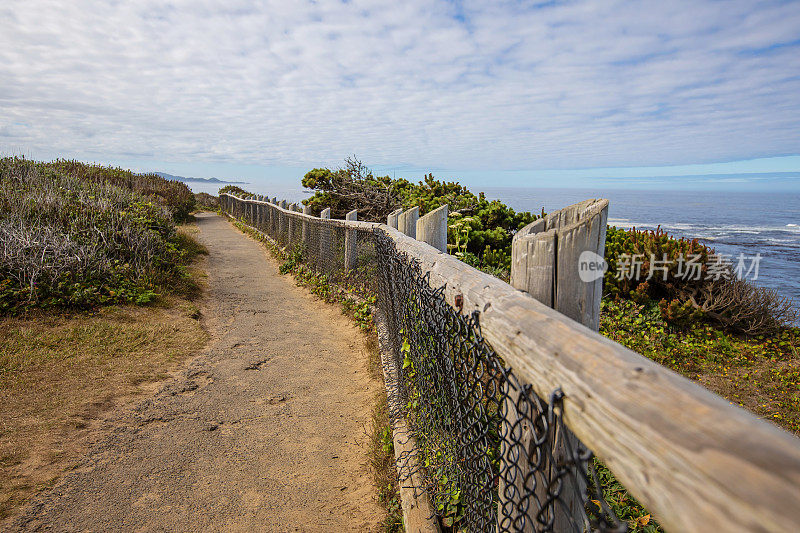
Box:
301;158;536;274
194;192;219;210
0;157;201;313
299;157;797;334
604;226;798;334
218;184;251;197
42;158;195;222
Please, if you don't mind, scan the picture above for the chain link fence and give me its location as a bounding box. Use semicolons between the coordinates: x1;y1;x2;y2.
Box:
222;194;623;532
375;232;623;533
221;195;378;300
221;193;800;533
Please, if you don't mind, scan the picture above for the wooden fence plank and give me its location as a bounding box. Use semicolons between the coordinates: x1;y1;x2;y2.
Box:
416;205;448;253
344;209;357;271
398;206;419;239
385;226;800;533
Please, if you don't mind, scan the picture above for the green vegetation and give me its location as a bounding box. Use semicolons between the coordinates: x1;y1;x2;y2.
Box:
370;394;404;533
194;192;219;211
0;157;201;313
301;157;535;278
218;184;251;197
43;159;195;222
294;158;799;531
602;298;800;433
605;226;797;335
590;459;660;533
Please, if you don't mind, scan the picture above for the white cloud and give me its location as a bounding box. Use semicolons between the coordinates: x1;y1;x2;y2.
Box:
0;0;798;171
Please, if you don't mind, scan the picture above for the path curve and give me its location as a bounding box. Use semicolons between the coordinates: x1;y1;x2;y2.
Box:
10;212;383;532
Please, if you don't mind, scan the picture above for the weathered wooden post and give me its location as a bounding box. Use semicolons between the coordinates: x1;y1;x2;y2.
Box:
302;205;311;243
265;197;272;232
397;206;419;239
260;196;267;228
269;201;277;237
511;198;608;329
500;198;609;531
344;209;358;271
320;207;332;272
386;208;403;229
276;200;287;244
288;203;298;245
415;205;448;252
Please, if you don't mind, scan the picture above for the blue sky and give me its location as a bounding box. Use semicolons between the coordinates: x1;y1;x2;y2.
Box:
1;0;799;191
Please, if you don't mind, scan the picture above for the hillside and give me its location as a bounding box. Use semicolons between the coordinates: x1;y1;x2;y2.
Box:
0;158;202;312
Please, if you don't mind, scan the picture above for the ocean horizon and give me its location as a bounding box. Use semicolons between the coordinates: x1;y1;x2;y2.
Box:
486;187;799;306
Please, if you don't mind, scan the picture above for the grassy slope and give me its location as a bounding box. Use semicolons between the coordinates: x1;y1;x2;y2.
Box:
596;299;799;532
601;299;800;434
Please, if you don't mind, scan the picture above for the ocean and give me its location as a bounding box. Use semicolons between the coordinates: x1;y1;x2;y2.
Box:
191;181;799;305
482;187;800;306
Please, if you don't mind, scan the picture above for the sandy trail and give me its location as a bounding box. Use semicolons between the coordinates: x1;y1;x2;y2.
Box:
10;212;383;532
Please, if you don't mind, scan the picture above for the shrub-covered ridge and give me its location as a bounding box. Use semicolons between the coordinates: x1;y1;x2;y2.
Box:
0;157;200;312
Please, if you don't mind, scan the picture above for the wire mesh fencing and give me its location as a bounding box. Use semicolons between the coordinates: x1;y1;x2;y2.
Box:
374;232;624;533
223;195;623;532
221;195;379;300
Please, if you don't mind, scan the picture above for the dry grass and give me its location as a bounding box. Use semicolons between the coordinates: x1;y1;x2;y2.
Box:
0;299;208;522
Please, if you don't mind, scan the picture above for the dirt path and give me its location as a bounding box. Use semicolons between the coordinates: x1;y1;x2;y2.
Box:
10;212;383;532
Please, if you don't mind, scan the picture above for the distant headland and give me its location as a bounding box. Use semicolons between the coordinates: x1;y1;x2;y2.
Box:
154;171;248;185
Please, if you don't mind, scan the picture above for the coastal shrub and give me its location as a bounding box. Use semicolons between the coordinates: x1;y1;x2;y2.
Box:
301;157;397;221
604;226;711;298
604;226;798;334
0;157;200;313
219;185;251;197
301;157;535;273
42;158;195;222
194;192;219;210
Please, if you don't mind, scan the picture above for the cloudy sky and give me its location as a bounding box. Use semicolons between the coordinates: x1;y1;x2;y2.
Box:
1;0;799;190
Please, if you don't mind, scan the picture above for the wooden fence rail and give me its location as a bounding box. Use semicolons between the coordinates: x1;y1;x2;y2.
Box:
220;193;800;533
